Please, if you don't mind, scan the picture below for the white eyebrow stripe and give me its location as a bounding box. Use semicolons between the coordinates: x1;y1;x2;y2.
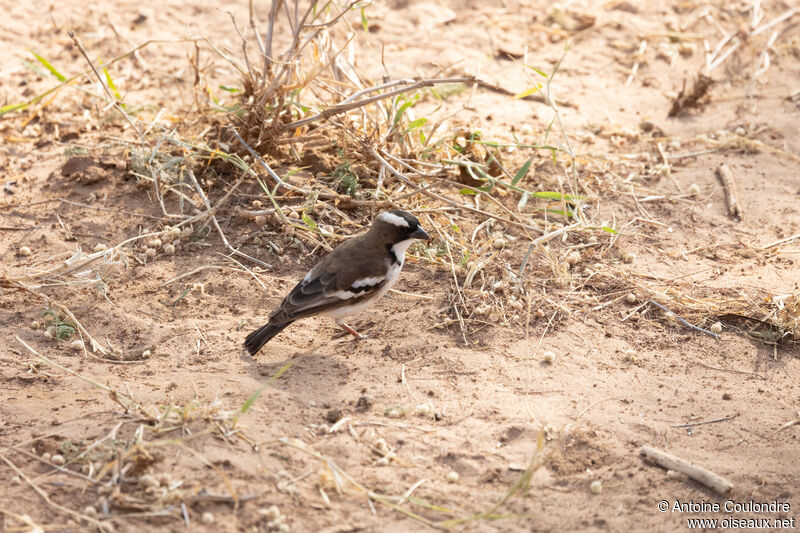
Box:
379;212;410;227
351;276;385;288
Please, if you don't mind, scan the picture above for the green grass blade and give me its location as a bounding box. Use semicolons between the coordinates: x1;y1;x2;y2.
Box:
393;93;420;126
237;360;296;418
404;117;428;131
529;191;583;201
511;157;533;186
513;85;542;99
302;213;318;230
524;64;549;78
30;51;66;81
102;67;123;103
0;102;32;115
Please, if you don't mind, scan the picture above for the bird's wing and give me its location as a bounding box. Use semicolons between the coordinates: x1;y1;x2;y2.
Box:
269;242;391;323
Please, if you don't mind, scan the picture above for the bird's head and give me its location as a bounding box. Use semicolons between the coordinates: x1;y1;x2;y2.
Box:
371;210;431;251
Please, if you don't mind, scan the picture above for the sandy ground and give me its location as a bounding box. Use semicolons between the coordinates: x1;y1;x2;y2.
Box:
1;0;800;531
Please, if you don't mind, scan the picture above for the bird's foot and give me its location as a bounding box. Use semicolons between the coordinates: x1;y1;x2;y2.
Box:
336;320;366;340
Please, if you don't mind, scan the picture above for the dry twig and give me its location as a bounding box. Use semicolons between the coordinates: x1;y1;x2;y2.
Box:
640;446;734;494
715;164;743;221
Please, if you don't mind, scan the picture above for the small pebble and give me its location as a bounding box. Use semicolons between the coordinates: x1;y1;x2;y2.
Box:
51;454;65;466
201;512;214;524
11;475;21;485
542;351;556;364
520;124;534;135
688;183;700;196
722;392;732;401
414;402;433;416
678;42;696;56
590;480;603;494
70;339;85;351
259;505;281;520
139;474;159;489
376;450;397;467
374;438;390;455
141;349;152;359
18;246;32;257
446;470;460;483
42;452;51;462
356;394;373;412
384;406;404;418
625;293;637;304
566;250;581;266
710;322;723;334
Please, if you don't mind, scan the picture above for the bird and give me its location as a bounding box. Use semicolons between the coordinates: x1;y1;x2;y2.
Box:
244;209;431;355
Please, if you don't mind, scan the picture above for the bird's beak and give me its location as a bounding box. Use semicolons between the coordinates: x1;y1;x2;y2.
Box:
410;227;431;240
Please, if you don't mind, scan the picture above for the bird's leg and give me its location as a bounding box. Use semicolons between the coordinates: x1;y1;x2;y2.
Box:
336;319;365;340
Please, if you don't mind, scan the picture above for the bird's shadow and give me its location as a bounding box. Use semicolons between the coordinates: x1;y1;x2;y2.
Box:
238;344;354;405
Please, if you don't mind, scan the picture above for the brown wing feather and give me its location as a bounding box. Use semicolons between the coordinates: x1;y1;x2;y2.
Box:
268;234;389;324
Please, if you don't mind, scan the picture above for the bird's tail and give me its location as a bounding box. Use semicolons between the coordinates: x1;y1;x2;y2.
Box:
244;321;291;355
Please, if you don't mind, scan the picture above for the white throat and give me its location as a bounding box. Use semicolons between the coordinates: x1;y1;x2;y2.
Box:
391;238;414;266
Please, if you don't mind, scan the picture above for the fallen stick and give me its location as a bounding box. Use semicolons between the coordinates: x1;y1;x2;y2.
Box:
673;413;738;428
640;446;734;494
647;300;720;339
715;164;743;221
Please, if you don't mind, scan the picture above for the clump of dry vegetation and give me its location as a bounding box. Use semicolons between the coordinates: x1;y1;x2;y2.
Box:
4;0;797;350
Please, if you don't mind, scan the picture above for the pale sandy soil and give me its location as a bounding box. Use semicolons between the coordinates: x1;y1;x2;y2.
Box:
1;0;799;532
